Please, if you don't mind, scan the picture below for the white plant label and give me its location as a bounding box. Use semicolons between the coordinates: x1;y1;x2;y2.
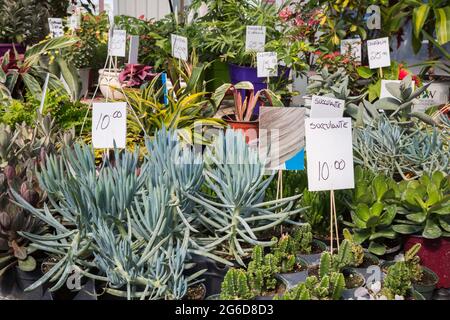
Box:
340;38;362;62
48;18;64;38
305;118;355;192
366;5;381;30
257;52;277;78
128;35;140;64
171;34;188;61
109;30;127;57
68;14;80;30
246;26;266;52
414;82;450;112
367;37;391;69
92;103;127;149
310;95;345;118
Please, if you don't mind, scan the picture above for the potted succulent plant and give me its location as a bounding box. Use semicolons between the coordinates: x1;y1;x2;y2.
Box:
393;171;449;288
212;81;283;143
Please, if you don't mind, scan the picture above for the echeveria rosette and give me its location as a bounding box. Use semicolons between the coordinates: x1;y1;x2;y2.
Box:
393;172;450;239
119;64;157;88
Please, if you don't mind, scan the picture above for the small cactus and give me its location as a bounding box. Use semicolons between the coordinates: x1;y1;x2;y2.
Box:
220;268;253;300
382;262;412;298
247;246;280;294
405;244;423;283
332;239;354;272
272;235;296;273
292;224;313;254
343;229;365;267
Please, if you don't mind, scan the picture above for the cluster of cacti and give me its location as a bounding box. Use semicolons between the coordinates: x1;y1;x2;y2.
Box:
382;261;412;298
247;245;280;295
330;240;354;272
292;224;313;254
220;268;253;300
275;252;346;300
404;244;423;283
271;235;297;273
343;229;365;267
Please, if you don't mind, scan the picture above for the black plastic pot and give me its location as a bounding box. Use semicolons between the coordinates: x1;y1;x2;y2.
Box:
50;278;97;300
413;266;439;300
341;268;366;300
0;266;52;300
188;255;229;297
296;240;327;265
275;257;309;289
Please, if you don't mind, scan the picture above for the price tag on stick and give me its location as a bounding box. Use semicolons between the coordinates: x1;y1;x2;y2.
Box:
109;30;127;57
92;103;127;149
367;37;391;69
257;52;277;78
305;118;355;192
128;35;140;64
246;26;266;52
310;95;345;118
171;34;188;61
48;18;64;38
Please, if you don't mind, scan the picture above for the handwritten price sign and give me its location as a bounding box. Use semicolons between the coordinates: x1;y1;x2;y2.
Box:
257;52;278;78
367;37;391;69
305;118;355;192
92;103;127;149
48;18;64;38
246;26;266;52
109;30;127;57
171;34;188;61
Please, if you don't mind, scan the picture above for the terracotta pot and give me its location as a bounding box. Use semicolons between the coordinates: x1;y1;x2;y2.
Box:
404;235;450;288
98;69;124;100
222;115;259;144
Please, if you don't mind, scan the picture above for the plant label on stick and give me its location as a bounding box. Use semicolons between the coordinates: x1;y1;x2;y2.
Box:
92;102;127;149
108;30;127;57
68;14;80;30
305;118;355;192
48;18;64;38
246;26;266;52
310;95;345;118
171;34;188;61
257;52;277;78
366;5;381;30
340;38;362;62
367;37;391;69
128;35;140;64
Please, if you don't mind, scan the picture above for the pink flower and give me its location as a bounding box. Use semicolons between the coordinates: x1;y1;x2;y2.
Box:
294;17;305;26
279;7;293;21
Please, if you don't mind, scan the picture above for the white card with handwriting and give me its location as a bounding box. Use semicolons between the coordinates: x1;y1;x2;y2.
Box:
92;103;127;149
305;118;355;191
48;18;64;38
257;52;277;78
367;37;391;69
109;30;127;57
171;34;188;61
246;26;266;52
310;96;345;118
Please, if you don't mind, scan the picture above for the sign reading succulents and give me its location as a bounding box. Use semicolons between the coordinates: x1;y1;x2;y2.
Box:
310;95;345;118
367;37;391;69
48;18;64;38
340;38;362;62
92;102;127;149
246;26;266;52
171;34;188;61
305;118;355;192
108;30;127;57
257;52;278;78
259;107;305;171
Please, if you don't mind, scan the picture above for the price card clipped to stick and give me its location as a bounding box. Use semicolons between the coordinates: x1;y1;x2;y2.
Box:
48;18;64;38
109;30;127;57
305;118;355;252
92;102;127;149
310;95;345;118
171;34;188;61
367;37;391;78
246;26;266;52
257;52;278;78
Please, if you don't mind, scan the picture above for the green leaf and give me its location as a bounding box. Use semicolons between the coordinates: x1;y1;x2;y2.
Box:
393;224;423;234
368;241;386;256
351;211;368;229
369;229;397;240
373;176;388;201
357;66;375;79
423;218;442;239
355;203;370;222
380;205;397;226
374;97;400;111
439;216;450;232
366;216;381;228
18;256;37;272
413;5;431;39
370;201;384;217
435;7;450;45
22;73;43;100
406;212;427;223
353;229;371;244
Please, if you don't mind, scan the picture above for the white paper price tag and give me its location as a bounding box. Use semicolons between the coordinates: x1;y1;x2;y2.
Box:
171;34;188;61
92;103;127;149
310;95;345;118
246;26;266;52
68;14;80;30
305;118;355;192
367;37;391;69
257;52;277;78
108;30;127;57
48;18;64;38
340;38;362;62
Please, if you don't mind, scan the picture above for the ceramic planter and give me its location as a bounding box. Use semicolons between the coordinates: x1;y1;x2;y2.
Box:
98;69;125;100
404;235;450;288
222;114;259;144
296;239;327;265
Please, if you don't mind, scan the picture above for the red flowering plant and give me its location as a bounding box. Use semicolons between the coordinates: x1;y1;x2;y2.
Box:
119;64;158;88
398;64;422;87
315;50;360;81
